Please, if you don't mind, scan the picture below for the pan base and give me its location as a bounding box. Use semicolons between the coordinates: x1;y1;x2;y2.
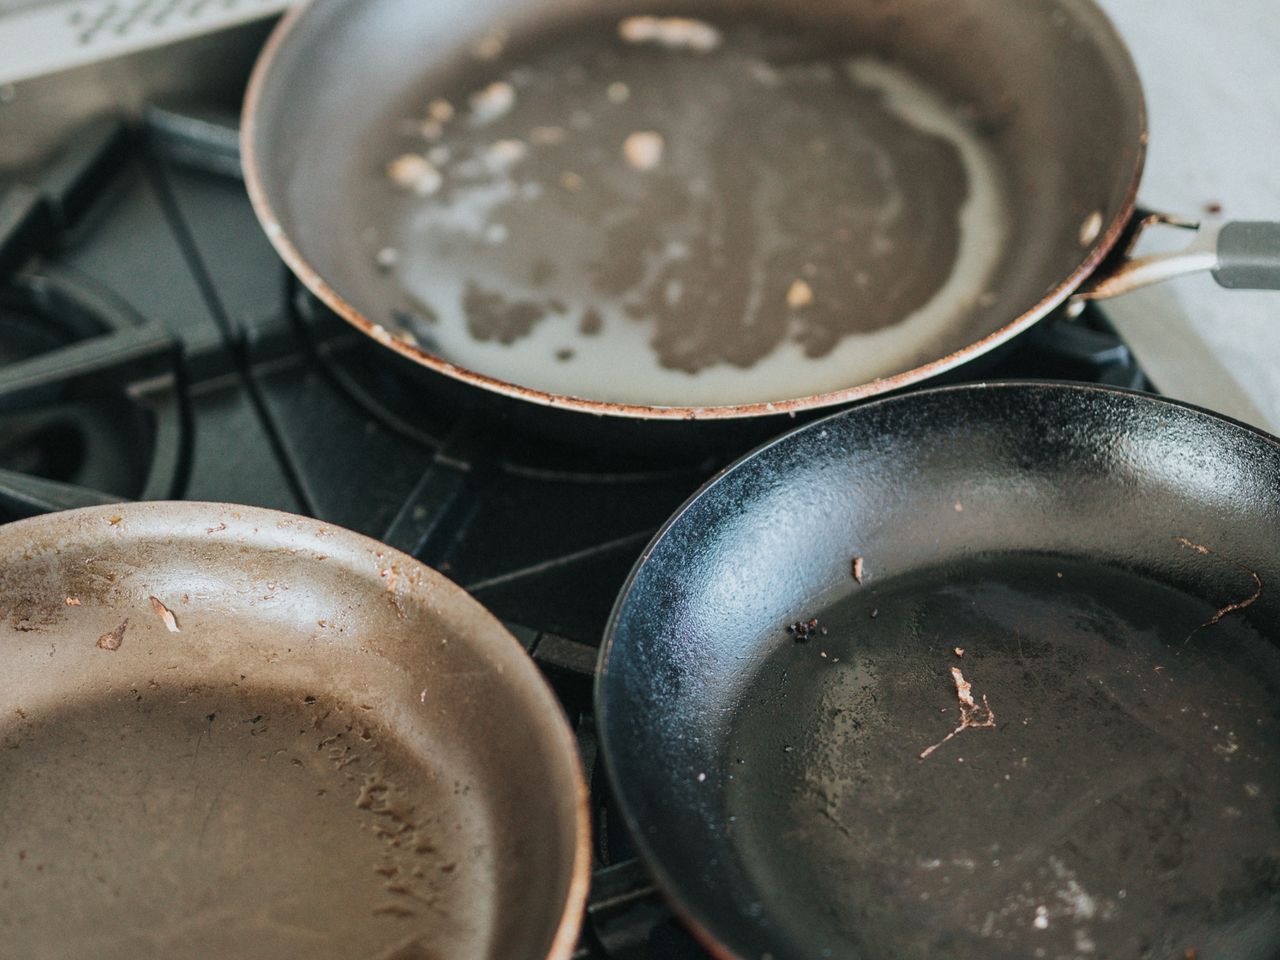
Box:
0;683;493;960
723;554;1280;959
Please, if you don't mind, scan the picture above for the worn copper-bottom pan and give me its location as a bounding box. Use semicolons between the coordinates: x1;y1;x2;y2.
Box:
244;0;1149;421
0;503;588;960
244;0;1280;455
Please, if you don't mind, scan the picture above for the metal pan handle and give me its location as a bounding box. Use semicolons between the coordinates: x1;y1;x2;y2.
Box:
1077;211;1280;300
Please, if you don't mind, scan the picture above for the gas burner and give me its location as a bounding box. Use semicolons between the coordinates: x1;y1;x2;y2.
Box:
1002;302;1150;390
0;267;184;522
0;119;192;521
291;287;718;484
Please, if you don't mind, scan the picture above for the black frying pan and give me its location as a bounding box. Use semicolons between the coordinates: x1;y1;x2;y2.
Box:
242;0;1280;446
597;382;1280;959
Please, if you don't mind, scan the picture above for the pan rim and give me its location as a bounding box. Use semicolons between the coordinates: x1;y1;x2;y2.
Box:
593;378;1280;959
0;500;592;960
240;0;1148;422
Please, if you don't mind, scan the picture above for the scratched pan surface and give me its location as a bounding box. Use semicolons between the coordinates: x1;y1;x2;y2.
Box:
0;503;588;960
597;383;1280;960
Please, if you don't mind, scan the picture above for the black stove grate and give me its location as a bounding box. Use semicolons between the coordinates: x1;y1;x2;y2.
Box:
0;113;1151;959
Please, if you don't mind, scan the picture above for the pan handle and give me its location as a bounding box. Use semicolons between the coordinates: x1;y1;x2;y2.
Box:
1076;210;1280;300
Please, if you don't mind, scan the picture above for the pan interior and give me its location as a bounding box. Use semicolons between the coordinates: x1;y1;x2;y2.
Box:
726;553;1280;959
599;385;1280;959
249;0;1143;409
0;505;583;960
1;686;493;960
363;18;1007;406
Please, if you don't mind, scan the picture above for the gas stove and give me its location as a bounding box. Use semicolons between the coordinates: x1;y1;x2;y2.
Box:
0;18;1160;959
0;100;1151;960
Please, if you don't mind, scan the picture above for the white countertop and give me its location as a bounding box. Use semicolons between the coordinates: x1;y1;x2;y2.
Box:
1094;0;1280;433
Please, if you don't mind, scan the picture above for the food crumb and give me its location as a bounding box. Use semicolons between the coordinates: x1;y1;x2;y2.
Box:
696;771;706;782
375;247;399;272
606;81;631;104
484;138;528;173
1203;201;1222;215
472;30;506;60
64;597;81;607
96;619;127;651
787;278;815;309
786;618;825;642
555;348;575;362
623;131;664;171
1033;905;1049;930
149;597;180;633
954;647;964;658
617;16;722;52
851;556;864;584
427;98;454;123
387;154;442;196
953;501;964;512
1079;209;1103;246
469;81;516;126
918;666;996;759
1173;535;1263;635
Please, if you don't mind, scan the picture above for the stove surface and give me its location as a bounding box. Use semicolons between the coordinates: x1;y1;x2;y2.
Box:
0;104;1155;957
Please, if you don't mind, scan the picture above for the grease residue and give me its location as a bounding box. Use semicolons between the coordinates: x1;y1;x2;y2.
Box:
377;20;1008;405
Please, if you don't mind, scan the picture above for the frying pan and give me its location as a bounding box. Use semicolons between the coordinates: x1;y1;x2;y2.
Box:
242;0;1280;442
596;382;1280;960
0;502;589;960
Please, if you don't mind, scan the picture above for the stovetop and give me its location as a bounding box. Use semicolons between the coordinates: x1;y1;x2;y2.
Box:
0;110;1150;958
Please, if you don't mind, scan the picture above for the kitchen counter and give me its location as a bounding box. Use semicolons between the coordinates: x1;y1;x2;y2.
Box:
1095;0;1280;433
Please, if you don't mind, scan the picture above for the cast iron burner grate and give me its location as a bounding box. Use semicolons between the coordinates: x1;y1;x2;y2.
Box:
0;122;187;520
1;111;1152;959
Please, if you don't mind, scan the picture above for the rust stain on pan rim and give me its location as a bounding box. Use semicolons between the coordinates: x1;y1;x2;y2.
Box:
242;1;1147;425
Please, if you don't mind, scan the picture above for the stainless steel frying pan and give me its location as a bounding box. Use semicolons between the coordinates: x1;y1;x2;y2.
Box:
242;0;1280;434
